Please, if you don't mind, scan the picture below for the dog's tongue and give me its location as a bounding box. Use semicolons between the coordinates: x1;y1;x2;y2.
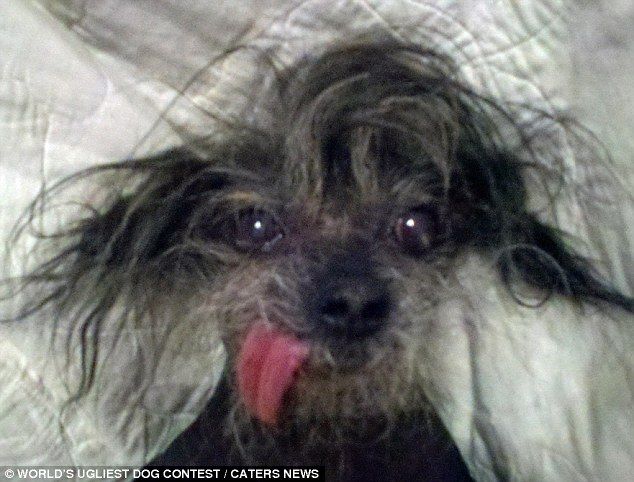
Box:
237;324;310;426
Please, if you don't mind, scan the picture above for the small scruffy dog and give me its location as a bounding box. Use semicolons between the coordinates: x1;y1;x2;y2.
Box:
9;40;633;480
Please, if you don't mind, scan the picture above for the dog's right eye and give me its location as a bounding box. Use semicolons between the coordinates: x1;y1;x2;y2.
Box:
392;205;440;255
232;209;284;252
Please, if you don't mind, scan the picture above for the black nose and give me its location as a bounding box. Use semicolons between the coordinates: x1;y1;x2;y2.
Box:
318;282;391;339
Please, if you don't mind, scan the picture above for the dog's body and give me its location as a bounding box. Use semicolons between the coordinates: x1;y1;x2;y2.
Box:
7;41;633;480
149;377;472;481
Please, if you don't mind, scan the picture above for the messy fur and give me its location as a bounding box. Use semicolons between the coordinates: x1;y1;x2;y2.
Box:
3;39;633;479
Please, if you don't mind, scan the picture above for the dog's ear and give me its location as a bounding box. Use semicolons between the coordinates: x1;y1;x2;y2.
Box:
9;147;234;322
48;147;237;277
450;121;633;312
75;150;220;268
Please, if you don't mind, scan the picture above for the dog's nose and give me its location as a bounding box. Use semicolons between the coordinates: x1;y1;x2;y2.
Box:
318;282;391;338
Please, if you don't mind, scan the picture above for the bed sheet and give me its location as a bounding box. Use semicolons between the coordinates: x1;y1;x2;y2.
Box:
0;1;632;480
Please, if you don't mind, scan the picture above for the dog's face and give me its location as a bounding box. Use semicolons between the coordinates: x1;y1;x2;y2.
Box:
206;150;451;431
11;41;632;471
133;45;531;435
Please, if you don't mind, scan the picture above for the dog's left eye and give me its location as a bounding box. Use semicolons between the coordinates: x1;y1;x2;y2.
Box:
393;206;439;255
234;209;284;252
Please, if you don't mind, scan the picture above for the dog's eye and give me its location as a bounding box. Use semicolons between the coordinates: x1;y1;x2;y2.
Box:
234;209;284;252
393;206;439;255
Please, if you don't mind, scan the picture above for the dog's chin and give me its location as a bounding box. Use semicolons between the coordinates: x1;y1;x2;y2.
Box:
231;323;426;442
286;362;423;439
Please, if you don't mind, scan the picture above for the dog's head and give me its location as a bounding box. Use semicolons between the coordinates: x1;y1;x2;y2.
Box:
9;41;632;457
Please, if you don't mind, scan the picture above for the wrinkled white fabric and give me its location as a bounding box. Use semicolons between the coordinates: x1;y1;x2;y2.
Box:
0;0;632;480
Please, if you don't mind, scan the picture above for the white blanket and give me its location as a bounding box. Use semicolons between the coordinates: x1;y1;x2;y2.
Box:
1;1;632;480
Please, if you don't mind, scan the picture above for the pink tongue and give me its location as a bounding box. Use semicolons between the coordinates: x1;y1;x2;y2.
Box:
237;323;310;426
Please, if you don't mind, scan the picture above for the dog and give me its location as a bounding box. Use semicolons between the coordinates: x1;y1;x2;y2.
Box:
7;39;633;480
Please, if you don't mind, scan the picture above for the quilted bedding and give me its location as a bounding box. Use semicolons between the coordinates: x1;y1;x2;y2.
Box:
0;1;632;480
